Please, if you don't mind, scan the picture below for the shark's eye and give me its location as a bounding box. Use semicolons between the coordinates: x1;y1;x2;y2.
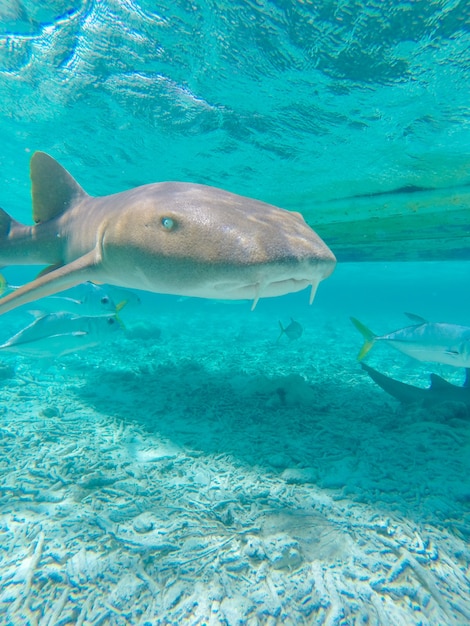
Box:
161;217;175;230
107;317;116;325
101;296;109;304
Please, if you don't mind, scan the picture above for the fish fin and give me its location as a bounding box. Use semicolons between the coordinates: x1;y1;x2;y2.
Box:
48;296;82;305
115;312;126;330
465;368;470;388
404;312;427;324
0;207;12;238
30;152;89;223
36;262;64;279
277;321;285;342
350;317;376;360
26;310;49;319
429;374;455;390
0;207;24;237
361;363;427;404
0;273;7;296
114;306;127;330
41;331;88;341
0;250;100;316
0;208;25;267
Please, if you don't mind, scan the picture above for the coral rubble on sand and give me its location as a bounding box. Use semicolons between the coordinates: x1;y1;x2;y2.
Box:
0;305;469;624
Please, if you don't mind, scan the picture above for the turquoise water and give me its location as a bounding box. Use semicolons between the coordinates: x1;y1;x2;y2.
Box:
1;2;470;625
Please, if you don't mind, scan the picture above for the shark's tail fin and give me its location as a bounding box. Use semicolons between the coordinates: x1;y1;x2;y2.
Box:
277;321;285;342
0;208;10;239
0;207;23;239
350;317;377;360
0;208;26;269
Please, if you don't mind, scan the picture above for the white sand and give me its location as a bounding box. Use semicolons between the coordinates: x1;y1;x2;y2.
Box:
0;300;469;625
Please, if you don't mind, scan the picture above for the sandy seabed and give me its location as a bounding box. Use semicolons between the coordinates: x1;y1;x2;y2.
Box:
0;300;469;625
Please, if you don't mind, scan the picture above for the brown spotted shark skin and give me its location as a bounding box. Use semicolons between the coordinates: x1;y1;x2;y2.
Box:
0;152;336;315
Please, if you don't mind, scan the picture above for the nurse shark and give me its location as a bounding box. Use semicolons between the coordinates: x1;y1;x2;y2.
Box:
0;152;336;315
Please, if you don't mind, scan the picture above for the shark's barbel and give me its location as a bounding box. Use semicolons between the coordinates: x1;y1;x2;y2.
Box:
0;152;336;315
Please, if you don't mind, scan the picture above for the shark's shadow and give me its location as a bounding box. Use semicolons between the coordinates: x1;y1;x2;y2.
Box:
70;357;469;526
361;362;470;407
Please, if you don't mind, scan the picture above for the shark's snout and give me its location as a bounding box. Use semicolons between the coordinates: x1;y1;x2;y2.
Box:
101;182;336;305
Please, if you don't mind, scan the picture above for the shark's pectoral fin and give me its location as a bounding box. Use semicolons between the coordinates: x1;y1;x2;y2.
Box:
36;263;65;279
429;374;456;390
0;251;99;316
361;362;427;404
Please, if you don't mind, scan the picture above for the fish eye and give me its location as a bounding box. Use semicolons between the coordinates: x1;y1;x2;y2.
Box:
161;217;175;230
107;317;115;325
101;296;109;304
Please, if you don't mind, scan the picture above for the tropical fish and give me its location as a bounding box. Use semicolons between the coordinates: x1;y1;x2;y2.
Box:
0;311;122;358
361;362;470;407
277;318;303;341
351;313;470;367
0;152;336;317
105;286;142;311
3;281;128;318
27;282;125;317
44;282;121;315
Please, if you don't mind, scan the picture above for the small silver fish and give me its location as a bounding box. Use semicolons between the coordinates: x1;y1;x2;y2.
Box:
106;286;141;311
0;311;122;358
37;282;128;316
351;313;470;367
4;281;127;317
278;318;303;341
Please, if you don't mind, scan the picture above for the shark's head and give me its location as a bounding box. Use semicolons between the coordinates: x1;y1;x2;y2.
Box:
0;152;336;317
100;182;336;306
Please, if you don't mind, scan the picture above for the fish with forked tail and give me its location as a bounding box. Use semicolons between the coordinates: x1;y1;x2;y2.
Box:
351;313;470;367
0;152;336;316
277;318;303;341
0;311;122;358
4;281;128;317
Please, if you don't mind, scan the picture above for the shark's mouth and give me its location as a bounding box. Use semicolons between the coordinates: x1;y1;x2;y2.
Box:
201;276;322;310
205;257;336;308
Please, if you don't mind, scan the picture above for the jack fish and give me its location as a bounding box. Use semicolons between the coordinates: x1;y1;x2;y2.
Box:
351;313;470;367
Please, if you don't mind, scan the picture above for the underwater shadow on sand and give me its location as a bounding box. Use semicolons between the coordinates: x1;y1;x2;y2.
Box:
71;356;469;529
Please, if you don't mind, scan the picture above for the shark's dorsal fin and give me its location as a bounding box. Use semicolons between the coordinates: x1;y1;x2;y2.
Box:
404;312;427;324
429;374;455;390
30;152;89;224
